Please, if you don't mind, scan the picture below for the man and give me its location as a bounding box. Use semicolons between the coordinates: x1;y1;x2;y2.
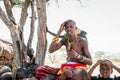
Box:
49;19;92;80
23;48;38;78
88;60;120;80
27;48;35;64
23;48;36;67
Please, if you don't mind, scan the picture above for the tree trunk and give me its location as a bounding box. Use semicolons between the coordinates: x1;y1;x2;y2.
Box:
0;0;30;68
36;0;47;66
10;30;24;68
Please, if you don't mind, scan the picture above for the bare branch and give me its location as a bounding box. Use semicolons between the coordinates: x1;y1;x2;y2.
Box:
77;0;83;7
9;0;16;8
46;26;64;38
3;0;16;25
18;0;30;51
0;38;12;46
27;0;36;48
18;0;30;30
56;0;59;8
0;7;15;31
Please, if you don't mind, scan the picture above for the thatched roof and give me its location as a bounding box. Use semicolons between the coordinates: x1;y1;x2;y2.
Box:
0;37;13;54
0;37;15;69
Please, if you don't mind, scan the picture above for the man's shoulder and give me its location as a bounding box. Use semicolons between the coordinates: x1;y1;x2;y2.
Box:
60;37;67;45
78;36;86;41
77;36;87;44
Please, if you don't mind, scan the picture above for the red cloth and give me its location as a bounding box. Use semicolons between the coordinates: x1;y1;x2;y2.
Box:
35;65;60;79
57;62;87;75
35;62;87;79
61;62;86;70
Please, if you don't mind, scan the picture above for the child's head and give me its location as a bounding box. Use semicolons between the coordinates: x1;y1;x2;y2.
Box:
27;48;34;58
99;60;113;79
74;68;88;80
16;68;27;80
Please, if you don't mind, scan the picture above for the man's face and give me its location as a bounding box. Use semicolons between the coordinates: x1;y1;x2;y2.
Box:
27;49;34;56
65;21;76;37
100;64;112;78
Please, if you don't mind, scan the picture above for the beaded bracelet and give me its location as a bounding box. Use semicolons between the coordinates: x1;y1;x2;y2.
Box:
52;36;59;42
81;56;85;62
77;55;85;62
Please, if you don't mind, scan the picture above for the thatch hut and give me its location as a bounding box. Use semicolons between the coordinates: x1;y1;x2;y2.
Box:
0;37;16;71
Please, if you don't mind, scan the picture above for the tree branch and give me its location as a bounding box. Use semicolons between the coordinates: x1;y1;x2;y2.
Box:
0;38;12;46
3;0;16;25
77;0;83;7
56;0;59;8
18;0;30;51
27;0;36;48
0;7;15;31
46;26;64;38
18;0;30;30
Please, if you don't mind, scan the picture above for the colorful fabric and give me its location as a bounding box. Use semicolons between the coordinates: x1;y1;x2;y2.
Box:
57;62;87;75
35;62;87;79
35;65;60;79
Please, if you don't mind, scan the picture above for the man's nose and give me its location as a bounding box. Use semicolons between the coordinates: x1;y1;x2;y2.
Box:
68;27;71;31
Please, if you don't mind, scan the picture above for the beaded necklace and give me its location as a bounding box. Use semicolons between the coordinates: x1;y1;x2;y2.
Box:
67;36;78;51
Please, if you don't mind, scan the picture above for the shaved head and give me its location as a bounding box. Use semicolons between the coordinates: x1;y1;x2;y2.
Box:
74;68;88;80
64;19;76;27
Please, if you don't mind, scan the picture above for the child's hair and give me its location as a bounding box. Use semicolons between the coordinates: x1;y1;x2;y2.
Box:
100;59;113;69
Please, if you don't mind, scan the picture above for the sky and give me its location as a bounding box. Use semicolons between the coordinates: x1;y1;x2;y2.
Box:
0;0;120;55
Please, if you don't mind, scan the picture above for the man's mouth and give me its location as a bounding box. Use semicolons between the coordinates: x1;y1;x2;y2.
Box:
68;32;71;34
103;72;107;76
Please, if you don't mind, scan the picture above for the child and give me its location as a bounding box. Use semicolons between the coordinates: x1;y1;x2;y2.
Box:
88;60;120;80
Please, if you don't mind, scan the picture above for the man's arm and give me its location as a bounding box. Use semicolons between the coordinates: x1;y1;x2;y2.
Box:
82;40;92;65
49;40;63;53
48;24;64;53
49;20;69;53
